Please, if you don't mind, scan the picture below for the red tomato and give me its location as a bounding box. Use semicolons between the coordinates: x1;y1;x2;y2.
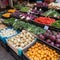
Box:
34;17;56;25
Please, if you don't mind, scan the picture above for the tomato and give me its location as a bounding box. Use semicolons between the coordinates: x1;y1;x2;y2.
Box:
34;17;56;25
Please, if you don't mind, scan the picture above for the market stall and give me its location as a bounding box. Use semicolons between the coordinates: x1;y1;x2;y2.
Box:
0;0;60;60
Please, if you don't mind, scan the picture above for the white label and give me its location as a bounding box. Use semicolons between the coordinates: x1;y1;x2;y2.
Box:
44;26;49;30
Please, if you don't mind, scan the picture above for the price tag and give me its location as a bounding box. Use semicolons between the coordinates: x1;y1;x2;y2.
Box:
44;26;49;30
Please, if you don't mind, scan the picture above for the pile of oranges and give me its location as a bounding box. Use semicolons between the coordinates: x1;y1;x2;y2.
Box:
26;42;60;60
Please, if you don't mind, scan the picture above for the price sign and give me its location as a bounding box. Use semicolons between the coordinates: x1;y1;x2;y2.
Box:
44;26;49;30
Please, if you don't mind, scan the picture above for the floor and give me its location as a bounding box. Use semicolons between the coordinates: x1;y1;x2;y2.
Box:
0;44;15;60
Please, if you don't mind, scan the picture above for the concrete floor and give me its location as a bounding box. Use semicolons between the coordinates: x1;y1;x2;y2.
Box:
0;44;15;60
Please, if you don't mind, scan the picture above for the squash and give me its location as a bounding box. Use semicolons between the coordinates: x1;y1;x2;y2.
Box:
2;13;11;18
8;9;16;13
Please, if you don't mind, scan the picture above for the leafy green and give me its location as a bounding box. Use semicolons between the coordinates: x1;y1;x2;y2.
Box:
52;20;60;28
20;7;30;12
4;18;15;25
13;20;46;34
14;4;22;10
4;18;46;34
43;9;60;18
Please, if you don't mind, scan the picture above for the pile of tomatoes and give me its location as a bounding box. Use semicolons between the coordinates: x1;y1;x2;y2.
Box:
34;17;56;25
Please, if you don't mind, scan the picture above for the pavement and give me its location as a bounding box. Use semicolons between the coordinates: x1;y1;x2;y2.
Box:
0;44;15;60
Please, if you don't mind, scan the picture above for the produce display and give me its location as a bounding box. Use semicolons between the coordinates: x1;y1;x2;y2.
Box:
38;30;60;48
14;4;22;10
29;7;43;15
0;24;7;30
19;13;36;20
26;42;60;60
8;9;16;13
11;10;21;18
34;17;56;25
4;18;15;25
42;9;60;18
7;30;35;49
52;20;60;28
25;14;36;20
35;2;48;7
20;7;30;12
48;2;60;10
1;3;60;60
2;13;11;18
19;13;28;19
0;28;17;37
12;20;46;34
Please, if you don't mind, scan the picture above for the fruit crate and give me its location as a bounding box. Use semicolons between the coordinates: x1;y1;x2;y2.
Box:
7;38;36;56
0;26;20;44
37;28;60;54
18;17;60;32
23;39;60;60
28;19;60;32
6;30;37;56
1;41;24;60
